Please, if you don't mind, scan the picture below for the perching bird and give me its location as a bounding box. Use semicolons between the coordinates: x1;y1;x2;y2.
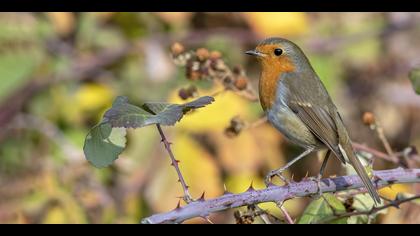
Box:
246;37;381;204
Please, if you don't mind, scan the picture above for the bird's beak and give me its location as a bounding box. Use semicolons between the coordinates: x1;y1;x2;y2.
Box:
245;49;265;57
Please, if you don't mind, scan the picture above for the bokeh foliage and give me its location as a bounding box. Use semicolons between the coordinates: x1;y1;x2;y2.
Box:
0;12;419;224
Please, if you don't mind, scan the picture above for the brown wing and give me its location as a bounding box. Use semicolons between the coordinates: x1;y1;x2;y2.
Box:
288;98;346;164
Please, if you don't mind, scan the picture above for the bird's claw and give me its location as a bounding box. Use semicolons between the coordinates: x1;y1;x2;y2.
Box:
264;169;290;187
308;175;323;199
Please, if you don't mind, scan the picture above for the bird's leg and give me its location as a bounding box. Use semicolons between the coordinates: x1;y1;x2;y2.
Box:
265;148;314;186
309;150;331;198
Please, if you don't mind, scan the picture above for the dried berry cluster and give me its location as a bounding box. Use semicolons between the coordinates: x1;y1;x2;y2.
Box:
224;116;246;138
170;42;257;101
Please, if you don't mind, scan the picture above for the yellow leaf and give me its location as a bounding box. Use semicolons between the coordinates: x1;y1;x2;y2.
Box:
42;206;67;224
47;12;75;37
224;173;264;194
144;133;222;212
74;83;114;112
214;124;284;174
168;85;253;132
243;12;308;37
379;184;412;200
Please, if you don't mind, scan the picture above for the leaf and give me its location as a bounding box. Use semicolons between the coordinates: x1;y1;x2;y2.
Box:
409;68;420;94
243;13;308;37
0;49;43;103
104;96;214;128
347;193;381;224
298;193;347;224
84;96;214;168
83;122;127;168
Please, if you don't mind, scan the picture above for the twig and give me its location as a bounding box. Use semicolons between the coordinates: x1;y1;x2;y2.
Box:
278;204;295;224
352;142;399;164
234;205;277;224
316;195;420;224
253;205;274;224
141;168;420;224
375;123;395;157
156;124;193;203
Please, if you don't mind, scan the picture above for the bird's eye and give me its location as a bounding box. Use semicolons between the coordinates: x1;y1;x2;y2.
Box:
274;48;283;56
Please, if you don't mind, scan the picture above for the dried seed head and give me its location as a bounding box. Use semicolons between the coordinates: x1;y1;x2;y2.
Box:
196;48;210;61
224;127;237;138
171;42;184;55
222;76;236;90
234;76;248;90
362;112;376;126
178;85;198;100
188;71;200;81
224;116;245;138
178;88;190;100
186;61;201;81
210;50;222;60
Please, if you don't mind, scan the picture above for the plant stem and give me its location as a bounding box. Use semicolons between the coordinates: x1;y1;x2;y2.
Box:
141;168;420;224
156;124;193;203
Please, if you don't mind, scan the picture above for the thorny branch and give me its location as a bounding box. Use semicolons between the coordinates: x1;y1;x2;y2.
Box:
156;124;193;203
141;168;420;224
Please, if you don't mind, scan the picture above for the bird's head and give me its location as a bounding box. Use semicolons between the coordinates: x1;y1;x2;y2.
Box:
246;37;310;74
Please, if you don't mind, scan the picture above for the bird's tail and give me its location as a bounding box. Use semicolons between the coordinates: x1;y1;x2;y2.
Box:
338;143;381;205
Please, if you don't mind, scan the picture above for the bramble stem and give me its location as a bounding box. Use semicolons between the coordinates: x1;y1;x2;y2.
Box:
141;168;420;224
156;124;193;203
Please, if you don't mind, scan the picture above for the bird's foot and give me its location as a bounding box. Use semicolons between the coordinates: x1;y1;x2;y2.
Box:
264;169;290;187
308;174;323;199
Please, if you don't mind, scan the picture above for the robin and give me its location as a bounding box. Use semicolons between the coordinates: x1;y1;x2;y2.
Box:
246;37;381;204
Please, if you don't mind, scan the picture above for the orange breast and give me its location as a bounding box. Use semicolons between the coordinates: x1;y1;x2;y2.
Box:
258;54;295;110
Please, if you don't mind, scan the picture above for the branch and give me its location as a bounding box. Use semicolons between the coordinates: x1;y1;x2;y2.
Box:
141;168;420;224
353;142;399;163
156;124;193;203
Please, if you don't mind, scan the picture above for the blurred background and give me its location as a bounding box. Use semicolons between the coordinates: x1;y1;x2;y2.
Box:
0;12;419;224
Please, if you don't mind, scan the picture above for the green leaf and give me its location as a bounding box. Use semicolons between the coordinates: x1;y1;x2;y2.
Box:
83;122;127;168
298;193;347;224
104;96;214;128
84;96;214;168
0;49;43;102
409;68;420;95
347;193;381;224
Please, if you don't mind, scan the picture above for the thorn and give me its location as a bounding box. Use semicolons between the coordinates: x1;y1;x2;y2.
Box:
185;185;189;189
223;190;233;195
201;216;214;224
304;171;309;178
223;184;232;194
373;175;382;184
266;182;276;188
246;181;255;192
291;173;295;182
198;191;206;201
200;215;214;224
174;200;182;210
170;160;180;166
